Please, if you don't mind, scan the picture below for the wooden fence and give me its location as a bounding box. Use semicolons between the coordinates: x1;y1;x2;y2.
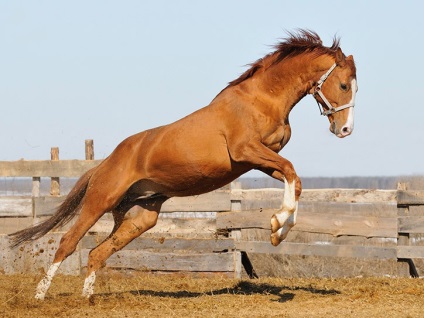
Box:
1;141;424;278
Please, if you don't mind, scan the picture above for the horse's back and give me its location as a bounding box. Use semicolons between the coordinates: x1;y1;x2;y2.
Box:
99;106;245;196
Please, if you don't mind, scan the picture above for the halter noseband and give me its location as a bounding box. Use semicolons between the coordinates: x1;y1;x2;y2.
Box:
313;63;356;116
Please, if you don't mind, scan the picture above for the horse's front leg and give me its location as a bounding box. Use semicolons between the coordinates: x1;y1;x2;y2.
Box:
268;172;302;246
229;141;302;246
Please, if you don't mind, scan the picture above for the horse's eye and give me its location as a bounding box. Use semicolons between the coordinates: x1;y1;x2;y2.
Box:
340;83;348;91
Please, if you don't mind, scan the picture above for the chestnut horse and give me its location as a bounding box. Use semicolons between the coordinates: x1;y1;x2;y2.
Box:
9;30;357;299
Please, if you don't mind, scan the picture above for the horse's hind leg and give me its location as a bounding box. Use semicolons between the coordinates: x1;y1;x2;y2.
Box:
82;198;165;298
35;201;111;300
35;185;129;300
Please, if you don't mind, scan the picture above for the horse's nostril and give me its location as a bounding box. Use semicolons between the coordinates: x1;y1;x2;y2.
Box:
341;126;351;136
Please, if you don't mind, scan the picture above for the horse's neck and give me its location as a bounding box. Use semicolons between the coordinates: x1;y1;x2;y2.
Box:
212;54;334;122
258;55;334;118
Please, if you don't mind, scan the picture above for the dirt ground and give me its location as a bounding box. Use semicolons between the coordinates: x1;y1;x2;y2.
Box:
1;273;424;318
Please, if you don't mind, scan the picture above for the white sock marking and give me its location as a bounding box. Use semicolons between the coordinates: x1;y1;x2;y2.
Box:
279;202;298;240
35;262;62;300
282;178;296;212
82;271;96;298
274;178;299;241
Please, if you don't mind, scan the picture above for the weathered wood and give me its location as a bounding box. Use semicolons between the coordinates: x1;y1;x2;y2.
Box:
296;213;397;238
158;191;231;212
0;197;32;217
397;190;424;206
30;192;230;216
0;217;34;235
235;241;397;260
0;234;80;275
397;246;424;259
217;209;397;238
80;249;237;272
0;160;102;177
396;182;414;277
81;235;236;252
300;201;398;217
230;188;397;208
85;139;94;160
398;216;424;234
50;147;60;196
33;196;62;217
32;177;40;197
301;188;397;203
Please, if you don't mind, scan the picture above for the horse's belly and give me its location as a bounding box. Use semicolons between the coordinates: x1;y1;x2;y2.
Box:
144;146;247;196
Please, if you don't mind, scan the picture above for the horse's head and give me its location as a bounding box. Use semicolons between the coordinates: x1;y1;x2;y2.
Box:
312;48;357;138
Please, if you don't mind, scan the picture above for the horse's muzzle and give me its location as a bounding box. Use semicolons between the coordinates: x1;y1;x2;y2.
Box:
331;122;353;138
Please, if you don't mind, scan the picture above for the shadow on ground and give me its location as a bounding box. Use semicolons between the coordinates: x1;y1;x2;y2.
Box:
81;280;340;304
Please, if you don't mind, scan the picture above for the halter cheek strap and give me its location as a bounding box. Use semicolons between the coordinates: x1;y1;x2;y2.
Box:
313;63;356;116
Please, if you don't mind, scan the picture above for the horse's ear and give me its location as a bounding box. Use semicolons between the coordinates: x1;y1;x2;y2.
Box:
335;48;346;66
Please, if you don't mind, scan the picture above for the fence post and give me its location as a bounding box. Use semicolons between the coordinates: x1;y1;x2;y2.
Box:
50;147;60;196
85;139;94;160
32;177;40;221
32;177;40;198
230;181;242;239
229;181;258;279
397;182;419;277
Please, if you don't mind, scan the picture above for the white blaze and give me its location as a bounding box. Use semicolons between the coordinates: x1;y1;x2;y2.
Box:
343;79;357;133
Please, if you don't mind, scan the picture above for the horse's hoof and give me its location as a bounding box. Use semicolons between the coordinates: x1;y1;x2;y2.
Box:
270;232;282;246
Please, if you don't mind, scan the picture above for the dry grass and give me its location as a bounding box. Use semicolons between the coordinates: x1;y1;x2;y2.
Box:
1;273;424;318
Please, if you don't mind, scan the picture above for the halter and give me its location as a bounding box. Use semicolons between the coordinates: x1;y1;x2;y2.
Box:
313;63;356;116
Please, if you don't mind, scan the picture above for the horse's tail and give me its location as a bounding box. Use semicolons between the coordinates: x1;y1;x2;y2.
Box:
8;167;96;248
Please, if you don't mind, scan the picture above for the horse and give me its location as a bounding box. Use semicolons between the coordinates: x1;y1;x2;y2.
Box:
9;30;357;300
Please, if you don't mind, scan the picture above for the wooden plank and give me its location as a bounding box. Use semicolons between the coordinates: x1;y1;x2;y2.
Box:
301;189;397;203
217;209;397;238
81;235;236;252
298;213;396;238
300;202;397;217
162;191;230;212
0;159;102;177
235;241;397;260
32;191;230;216
409;205;424;216
398;216;424;234
1;233;80;275
33;196;64;216
0;217;34;235
397;190;424;206
397;246;424;259
231;188;397;206
217;209;274;230
0;196;32;217
80;249;236;272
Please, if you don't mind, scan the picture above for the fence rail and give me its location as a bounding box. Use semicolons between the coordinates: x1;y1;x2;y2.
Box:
1;141;424;277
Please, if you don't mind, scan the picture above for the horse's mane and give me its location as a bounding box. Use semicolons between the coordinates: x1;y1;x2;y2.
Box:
226;29;340;88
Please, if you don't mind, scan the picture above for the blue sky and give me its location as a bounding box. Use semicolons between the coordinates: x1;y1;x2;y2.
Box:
1;1;423;177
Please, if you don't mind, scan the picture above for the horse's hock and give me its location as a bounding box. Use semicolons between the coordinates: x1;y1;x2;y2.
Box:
1;153;424;278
